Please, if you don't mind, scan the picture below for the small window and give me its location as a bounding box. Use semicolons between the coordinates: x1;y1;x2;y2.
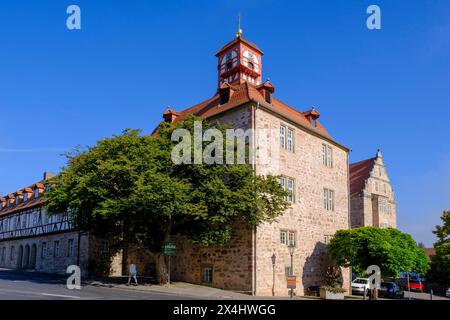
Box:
226;61;233;70
100;240;110;255
311;118;317;128
285;266;292;277
280;176;295;203
202;266;213;284
41;242;47;259
288;231;296;247
34;189;39;199
15;196;20;205
280;231;287;245
323;189;335;211
67;239;74;257
287;128;294;152
384;184;387;193
53;241;60;257
23;193;28;202
287;178;295;203
280;125;286;149
10;246;15;261
248;61;254;70
322;144;333;167
375;182;379;192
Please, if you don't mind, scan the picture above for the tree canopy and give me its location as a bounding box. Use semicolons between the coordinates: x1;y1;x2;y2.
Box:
45;116;290;282
328;227;429;278
433;210;450;246
430;210;450;284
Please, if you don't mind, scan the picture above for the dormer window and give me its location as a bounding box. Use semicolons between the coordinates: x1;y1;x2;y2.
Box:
34;189;39;199
23;193;28;202
311;119;317;128
15;196;19;205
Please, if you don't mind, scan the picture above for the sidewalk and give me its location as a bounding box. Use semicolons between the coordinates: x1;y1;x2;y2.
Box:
88;280;258;299
87;279;317;300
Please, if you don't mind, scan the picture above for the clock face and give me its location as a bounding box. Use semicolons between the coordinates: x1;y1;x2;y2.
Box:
243;50;260;73
220;50;238;74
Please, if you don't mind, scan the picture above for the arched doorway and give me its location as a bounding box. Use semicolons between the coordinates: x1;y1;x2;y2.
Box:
30;244;37;270
23;245;30;269
17;245;23;269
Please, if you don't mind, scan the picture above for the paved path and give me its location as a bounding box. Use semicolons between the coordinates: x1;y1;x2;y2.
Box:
0;270;254;300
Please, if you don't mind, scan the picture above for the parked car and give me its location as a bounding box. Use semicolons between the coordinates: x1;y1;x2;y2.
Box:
379;282;404;299
351;278;370;296
446;288;450;298
407;280;424;293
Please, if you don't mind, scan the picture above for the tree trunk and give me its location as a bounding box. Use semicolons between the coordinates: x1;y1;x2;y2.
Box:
155;253;169;285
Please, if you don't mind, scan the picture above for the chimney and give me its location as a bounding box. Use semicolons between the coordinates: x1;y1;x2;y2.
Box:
257;80;275;104
43;172;56;181
163;108;179;123
303;107;320;128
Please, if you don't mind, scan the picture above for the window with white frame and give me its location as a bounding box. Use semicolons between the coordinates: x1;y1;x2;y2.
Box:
280;125;286;149
287;178;295;202
10;246;15;261
280;231;287;245
322;144;333;167
323;188;335;211
54;241;60;257
287;128;294;152
280;176;295;203
288;231;296;246
67;239;74;257
41;242;47;259
280;125;294;152
285;266;292;277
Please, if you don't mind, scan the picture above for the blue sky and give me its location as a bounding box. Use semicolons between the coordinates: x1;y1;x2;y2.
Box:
0;0;449;246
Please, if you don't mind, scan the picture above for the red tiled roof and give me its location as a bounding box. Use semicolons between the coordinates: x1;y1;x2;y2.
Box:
422;248;436;257
156;81;341;146
216;35;263;56
0;181;45;216
349;158;376;197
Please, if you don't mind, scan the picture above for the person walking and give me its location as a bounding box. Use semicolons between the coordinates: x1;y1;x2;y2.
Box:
127;263;138;286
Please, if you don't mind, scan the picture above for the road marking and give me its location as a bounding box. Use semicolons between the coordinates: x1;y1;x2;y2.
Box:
41;293;81;299
0;288;81;299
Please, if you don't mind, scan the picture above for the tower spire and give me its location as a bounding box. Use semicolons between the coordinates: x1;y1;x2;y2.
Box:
236;13;243;38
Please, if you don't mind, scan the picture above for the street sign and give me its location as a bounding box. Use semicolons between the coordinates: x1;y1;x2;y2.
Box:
287;276;296;289
163;241;176;255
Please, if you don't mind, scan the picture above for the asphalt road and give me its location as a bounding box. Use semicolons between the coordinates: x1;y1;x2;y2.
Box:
0;271;193;300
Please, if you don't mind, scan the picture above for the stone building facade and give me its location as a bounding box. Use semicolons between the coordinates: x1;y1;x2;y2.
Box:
1;31;358;297
0;173;87;275
0;173;115;278
349;150;397;228
164;32;351;296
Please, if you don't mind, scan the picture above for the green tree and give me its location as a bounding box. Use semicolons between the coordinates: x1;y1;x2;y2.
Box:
328;227;429;278
45;116;290;283
429;242;450;285
433;210;450;245
430;210;450;284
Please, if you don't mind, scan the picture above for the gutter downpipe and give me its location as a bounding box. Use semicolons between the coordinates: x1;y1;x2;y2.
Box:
252;102;259;296
347;148;353;292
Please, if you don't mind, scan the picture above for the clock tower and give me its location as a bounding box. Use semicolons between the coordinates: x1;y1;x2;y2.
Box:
216;28;263;89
